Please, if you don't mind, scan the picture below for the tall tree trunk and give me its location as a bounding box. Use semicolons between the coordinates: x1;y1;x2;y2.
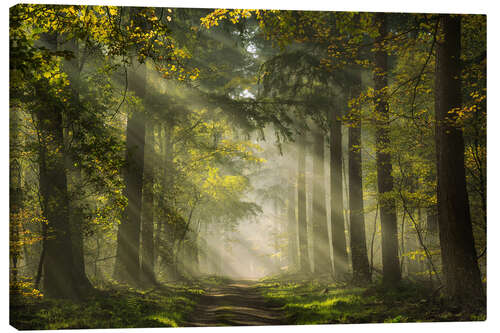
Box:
297;131;310;274
36;89;76;298
193;228;200;275
141;120;157;286
10;106;23;286
373;13;401;286
273;201;280;271
287;165;298;271
330;102;348;279
113;64;147;286
312;125;331;274
64;38;92;294
37;33;78;299
348;69;371;285
162;123;178;280
155;125;165;271
435;14;484;305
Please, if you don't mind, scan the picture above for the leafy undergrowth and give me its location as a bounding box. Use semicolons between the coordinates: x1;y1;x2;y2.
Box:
196;274;234;287
257;276;486;325
10;281;203;330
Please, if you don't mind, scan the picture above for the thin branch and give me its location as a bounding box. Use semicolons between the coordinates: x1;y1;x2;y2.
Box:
409;17;440;119
111;65;128;119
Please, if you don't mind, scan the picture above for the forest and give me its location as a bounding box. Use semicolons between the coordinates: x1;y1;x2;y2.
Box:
9;4;486;329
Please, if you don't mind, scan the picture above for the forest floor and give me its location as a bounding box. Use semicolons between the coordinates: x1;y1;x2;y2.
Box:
256;274;486;324
183;279;285;326
9;275;486;329
10;280;202;329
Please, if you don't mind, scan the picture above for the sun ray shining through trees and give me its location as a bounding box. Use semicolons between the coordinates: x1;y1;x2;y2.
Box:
9;4;486;329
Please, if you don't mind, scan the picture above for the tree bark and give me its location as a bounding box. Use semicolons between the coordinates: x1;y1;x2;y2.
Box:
64;38;93;295
36;89;77;299
348;69;371;285
373;12;401;286
161;123;178;280
287;165;298;271
113;64;147;286
434;14;484;305
297;131;310;274
36;33;78;299
330;102;348;279
10;106;23;286
312;125;331;274
141;120;157;286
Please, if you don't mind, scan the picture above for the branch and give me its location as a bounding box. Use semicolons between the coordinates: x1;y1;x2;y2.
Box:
396;154;441;286
409;17;440;119
111;64;128;120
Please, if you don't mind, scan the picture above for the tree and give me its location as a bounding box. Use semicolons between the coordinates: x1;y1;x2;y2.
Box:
141;118;157;286
312;124;330;274
330;99;348;279
347;69;371;285
434;14;484;305
297;131;310;274
373;13;401;286
33;33;80;299
113;63;147;285
287;164;298;270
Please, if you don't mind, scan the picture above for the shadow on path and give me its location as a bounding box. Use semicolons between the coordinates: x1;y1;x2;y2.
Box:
184;280;285;327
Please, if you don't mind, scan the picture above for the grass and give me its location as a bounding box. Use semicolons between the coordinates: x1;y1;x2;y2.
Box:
256;277;486;325
10;281;203;330
10;275;486;329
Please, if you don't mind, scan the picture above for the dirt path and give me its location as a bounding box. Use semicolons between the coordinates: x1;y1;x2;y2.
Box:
183;280;285;327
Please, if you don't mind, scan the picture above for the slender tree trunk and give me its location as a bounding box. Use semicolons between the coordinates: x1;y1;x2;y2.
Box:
273;202;280;271
162;123;177;280
330;102;348;279
373;12;401;286
10;107;23;286
297;131;310;274
155;125;165;271
141;120;157;286
200;221;208;273
435;14;484;305
348;69;371;285
193;227;200;275
312;125;331;274
114;64;147;286
287;165;298;271
426;206;438;234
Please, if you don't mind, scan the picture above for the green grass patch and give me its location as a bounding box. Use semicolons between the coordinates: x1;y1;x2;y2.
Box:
10;282;201;330
257;278;486;325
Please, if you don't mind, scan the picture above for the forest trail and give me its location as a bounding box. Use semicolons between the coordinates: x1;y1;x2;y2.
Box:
184;280;285;327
